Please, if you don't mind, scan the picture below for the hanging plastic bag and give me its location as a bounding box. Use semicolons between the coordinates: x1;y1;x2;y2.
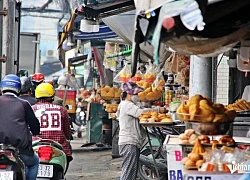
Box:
113;62;131;83
148;71;164;102
164;52;178;73
131;64;143;82
152;70;165;89
177;55;190;72
144;61;157;83
174;65;190;87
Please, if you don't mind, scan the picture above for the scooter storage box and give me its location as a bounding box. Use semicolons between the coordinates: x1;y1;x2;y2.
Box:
55;90;77;113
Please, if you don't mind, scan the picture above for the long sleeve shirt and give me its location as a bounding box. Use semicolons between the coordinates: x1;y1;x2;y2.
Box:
32;101;72;156
117;100;159;148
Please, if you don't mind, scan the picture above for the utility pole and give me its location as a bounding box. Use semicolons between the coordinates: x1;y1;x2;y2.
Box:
1;0;17;77
189;56;213;100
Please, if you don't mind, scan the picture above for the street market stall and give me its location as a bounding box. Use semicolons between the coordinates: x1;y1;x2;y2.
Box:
159;94;250;180
54;3;250;179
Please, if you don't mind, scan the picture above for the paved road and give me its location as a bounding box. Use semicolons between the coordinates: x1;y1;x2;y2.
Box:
66;150;122;180
65;131;122;180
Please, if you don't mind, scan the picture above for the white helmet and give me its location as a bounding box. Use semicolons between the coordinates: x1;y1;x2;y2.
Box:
57;75;67;86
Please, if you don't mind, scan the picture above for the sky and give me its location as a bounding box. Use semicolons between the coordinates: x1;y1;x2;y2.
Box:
22;0;59;9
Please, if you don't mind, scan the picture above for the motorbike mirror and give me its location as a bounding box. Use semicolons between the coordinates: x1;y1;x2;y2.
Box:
18;70;28;77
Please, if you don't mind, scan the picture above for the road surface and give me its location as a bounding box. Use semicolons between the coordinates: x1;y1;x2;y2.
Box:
65;132;122;180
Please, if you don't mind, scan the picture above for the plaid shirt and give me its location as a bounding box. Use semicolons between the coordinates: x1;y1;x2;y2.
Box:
32;101;72;156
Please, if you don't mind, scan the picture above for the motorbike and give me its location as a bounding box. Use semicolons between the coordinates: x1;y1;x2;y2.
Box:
138;125;185;180
137;128;167;180
32;139;67;180
0;144;25;180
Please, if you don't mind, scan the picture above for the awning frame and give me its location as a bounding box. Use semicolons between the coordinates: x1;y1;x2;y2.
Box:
77;0;135;20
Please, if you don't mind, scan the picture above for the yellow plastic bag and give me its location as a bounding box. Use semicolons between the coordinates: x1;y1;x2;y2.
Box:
114;62;131;83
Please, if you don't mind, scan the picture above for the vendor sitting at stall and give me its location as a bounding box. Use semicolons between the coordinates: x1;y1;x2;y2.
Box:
116;82;166;180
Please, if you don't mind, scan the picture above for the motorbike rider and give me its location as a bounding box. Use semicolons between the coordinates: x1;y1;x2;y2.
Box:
19;76;37;105
0;74;40;180
56;75;76;129
31;73;45;97
32;82;73;173
52;76;59;89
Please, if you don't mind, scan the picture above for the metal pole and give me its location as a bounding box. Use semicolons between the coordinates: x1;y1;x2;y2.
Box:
212;56;218;102
2;0;16;76
189;56;213;99
16;1;21;75
145;127;160;178
0;0;3;80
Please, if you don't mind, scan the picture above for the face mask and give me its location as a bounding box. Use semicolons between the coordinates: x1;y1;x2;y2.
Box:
131;95;139;104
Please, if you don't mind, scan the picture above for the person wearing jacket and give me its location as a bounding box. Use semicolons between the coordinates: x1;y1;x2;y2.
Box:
19;76;37;105
116;82;166;180
32;83;73;173
0;74;40;180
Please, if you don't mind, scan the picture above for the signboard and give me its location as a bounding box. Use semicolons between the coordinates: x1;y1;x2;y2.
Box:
165;136;245;180
166;144;184;180
103;42;118;71
184;173;242;180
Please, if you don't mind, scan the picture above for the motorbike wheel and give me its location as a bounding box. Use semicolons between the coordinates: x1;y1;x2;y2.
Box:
137;149;167;180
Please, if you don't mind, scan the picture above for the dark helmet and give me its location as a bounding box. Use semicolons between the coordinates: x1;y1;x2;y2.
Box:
52;76;59;87
20;76;32;94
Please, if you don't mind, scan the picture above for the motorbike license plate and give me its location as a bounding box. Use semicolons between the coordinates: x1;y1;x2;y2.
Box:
37;164;53;178
0;171;13;180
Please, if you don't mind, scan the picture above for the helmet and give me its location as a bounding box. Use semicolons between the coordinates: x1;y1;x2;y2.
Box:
52;76;59;86
20;77;32;94
58;75;67;86
1;74;21;93
32;73;45;83
35;83;55;98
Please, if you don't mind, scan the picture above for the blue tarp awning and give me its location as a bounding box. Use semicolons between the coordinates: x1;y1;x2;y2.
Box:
74;24;118;40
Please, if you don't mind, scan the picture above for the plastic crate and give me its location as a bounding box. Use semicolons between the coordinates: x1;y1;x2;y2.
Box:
55;90;77;113
64;99;77;114
55;90;76;100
